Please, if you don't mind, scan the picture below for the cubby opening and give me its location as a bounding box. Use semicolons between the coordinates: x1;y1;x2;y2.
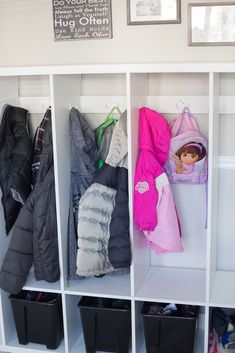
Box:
51;73;130;297
0;75;61;293
210;73;235;307
130;73;209;304
134;300;205;353
65;294;132;353
0;75;50;137
1;289;65;352
209;306;235;352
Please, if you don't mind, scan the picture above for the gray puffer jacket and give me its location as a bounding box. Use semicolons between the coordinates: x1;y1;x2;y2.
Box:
0;118;59;294
68;108;98;279
76;111;131;277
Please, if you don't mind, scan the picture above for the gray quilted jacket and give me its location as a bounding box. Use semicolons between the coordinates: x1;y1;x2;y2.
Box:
68;108;98;279
76;111;131;277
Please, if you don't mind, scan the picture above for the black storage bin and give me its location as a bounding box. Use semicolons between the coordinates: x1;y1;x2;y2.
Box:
9;290;64;349
142;302;198;353
78;296;131;353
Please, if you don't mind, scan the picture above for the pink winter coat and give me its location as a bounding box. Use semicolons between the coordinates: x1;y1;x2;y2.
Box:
134;107;183;254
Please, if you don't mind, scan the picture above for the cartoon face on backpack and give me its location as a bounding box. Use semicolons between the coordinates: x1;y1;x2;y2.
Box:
171;142;207;175
165;107;208;184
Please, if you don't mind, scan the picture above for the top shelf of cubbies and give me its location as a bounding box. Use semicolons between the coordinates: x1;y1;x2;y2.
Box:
0;63;235;75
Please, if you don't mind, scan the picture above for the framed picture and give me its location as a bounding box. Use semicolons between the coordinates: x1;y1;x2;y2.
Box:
189;2;235;46
127;0;181;25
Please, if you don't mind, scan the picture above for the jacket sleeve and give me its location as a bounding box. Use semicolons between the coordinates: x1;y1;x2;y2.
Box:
134;152;161;232
0;195;34;294
8;110;32;204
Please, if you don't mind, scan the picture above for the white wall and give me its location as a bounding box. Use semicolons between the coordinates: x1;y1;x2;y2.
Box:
0;0;235;67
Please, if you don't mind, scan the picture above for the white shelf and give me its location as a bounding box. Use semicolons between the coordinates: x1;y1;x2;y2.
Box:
210;271;235;308
23;270;61;293
66;273;131;299
1;63;235;76
135;267;206;305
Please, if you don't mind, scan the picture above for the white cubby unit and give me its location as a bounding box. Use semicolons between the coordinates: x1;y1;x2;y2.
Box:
0;64;234;353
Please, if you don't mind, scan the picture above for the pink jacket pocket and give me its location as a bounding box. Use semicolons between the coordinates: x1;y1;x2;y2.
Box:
134;151;162;232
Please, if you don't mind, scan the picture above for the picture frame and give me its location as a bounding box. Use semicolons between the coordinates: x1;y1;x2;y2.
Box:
127;0;181;25
188;2;235;46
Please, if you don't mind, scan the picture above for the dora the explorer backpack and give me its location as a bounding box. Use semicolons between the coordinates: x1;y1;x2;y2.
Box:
165;107;208;184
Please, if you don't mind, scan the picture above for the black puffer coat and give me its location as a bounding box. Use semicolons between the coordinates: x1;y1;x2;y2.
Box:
0;105;32;234
0;118;60;294
108;166;130;269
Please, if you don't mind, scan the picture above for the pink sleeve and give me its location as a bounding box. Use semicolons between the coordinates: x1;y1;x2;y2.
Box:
134;152;160;232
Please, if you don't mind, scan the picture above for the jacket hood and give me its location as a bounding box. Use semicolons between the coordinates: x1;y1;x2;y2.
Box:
139;107;171;167
0;105;29;149
70;108;98;174
106;110;127;168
